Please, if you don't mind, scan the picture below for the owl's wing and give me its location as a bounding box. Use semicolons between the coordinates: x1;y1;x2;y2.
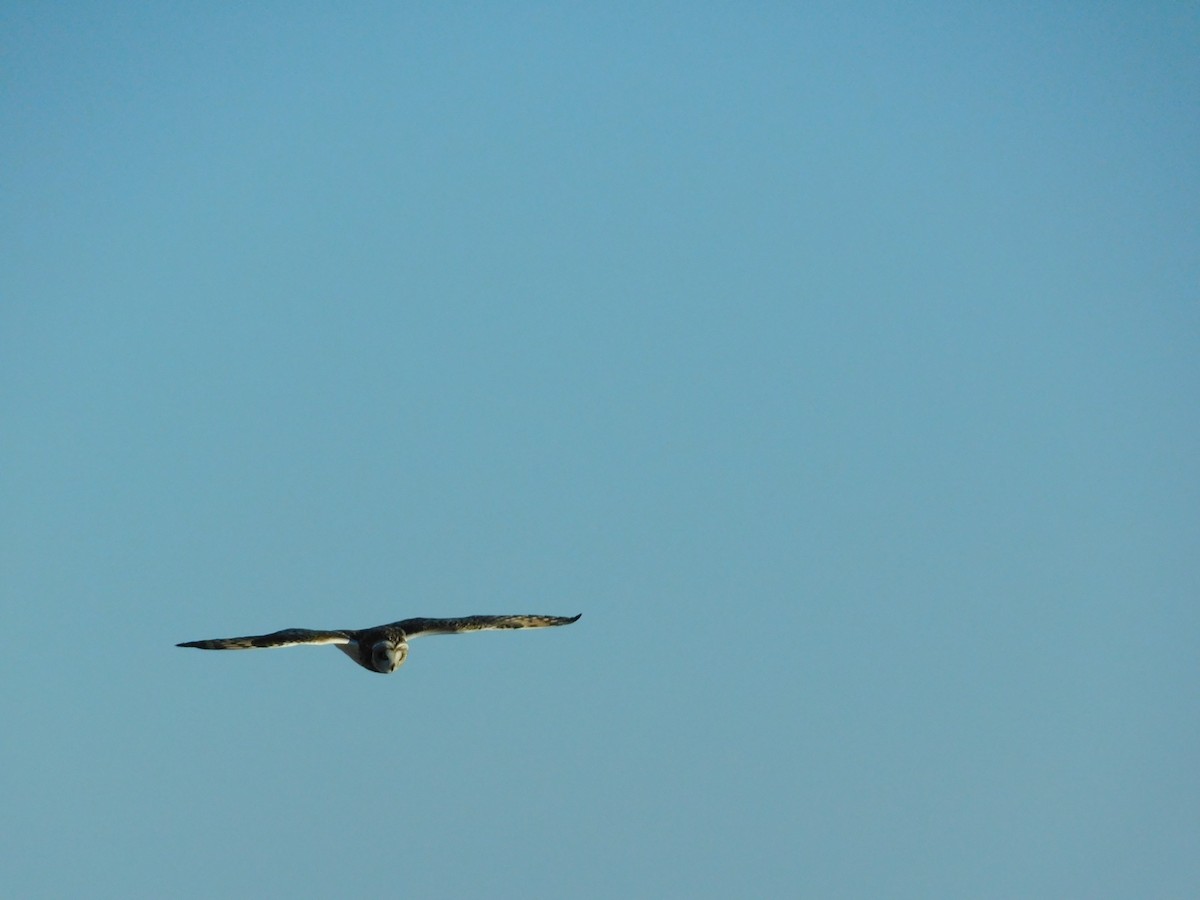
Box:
177;628;353;650
391;613;581;639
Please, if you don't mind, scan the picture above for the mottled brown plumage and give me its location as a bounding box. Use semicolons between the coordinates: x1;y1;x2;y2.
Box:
177;613;581;674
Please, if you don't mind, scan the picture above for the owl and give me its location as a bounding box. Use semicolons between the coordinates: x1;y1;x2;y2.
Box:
177;613;580;674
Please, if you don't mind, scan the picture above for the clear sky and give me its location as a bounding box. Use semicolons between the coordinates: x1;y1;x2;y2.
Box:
2;4;1197;897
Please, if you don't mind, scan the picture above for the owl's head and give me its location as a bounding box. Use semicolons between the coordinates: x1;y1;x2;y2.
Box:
370;640;409;674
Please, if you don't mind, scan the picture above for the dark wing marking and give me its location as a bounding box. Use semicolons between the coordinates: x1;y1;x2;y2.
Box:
176;628;353;650
391;613;581;639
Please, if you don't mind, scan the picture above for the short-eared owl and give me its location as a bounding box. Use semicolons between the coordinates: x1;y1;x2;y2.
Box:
177;613;580;675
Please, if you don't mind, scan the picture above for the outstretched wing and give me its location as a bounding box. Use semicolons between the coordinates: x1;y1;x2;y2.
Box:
391;613;581;639
177;628;353;651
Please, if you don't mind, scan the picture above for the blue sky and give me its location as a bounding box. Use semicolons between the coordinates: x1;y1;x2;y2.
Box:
2;4;1197;897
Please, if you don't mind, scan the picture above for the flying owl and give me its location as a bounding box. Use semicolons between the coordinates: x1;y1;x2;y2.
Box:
177;613;581;674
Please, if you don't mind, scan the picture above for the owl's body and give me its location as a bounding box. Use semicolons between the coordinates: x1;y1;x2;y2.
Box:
177;613;580;674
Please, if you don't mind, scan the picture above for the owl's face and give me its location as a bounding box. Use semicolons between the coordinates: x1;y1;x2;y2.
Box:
371;640;408;674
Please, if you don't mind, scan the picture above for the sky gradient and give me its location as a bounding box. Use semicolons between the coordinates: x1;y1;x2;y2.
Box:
3;4;1198;897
